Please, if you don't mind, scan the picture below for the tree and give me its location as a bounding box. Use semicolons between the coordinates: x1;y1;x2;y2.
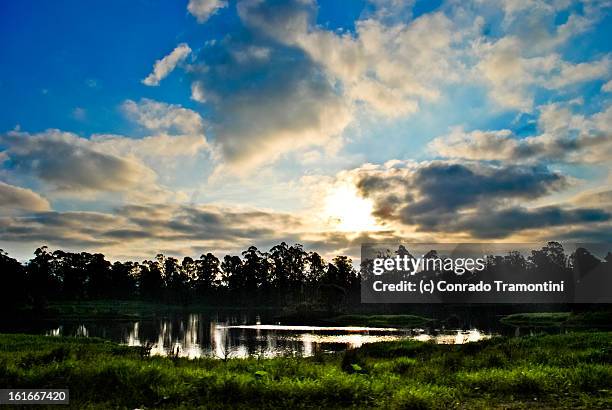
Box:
0;249;28;310
87;253;112;298
221;255;243;292
164;256;190;303
306;251;326;284
570;247;601;278
139;257;165;299
109;261;137;299
195;253;221;295
26;246;61;309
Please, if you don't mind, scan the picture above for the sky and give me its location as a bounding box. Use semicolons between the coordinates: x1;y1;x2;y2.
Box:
0;0;611;262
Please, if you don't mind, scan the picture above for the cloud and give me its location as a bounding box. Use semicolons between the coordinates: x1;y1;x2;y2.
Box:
0;130;158;193
190;81;206;103
0;203;309;260
142;43;192;86
429;103;612;164
237;0;609;116
355;160;567;217
187;0;228;23
182;0;461;171
449;206;610;238
0;99;211;206
0;181;50;214
185;3;352;171
238;0;459;117
343;159;609;238
95;99;210;163
474;37;610;111
548;57;611;88
461;0;610;111
121;98;205;135
91;133;207;159
570;188;612;207
174;0;611;172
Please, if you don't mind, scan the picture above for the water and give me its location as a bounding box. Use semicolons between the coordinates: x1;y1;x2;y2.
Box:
28;312;494;358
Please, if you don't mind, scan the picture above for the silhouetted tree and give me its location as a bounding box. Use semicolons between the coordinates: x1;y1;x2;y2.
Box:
221;255;243;292
0;249;27;310
109;261;137;298
27;246;61;309
139;256;165;299
195;253;221;295
570;247;601;279
87;253;112;298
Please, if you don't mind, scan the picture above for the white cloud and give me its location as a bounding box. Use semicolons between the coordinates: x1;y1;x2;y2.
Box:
121;98;205;136
429;103;612;164
142;43;192;86
190;81;206;103
475;36;610;111
239;0;459;118
187;0;228;23
548;57;611;88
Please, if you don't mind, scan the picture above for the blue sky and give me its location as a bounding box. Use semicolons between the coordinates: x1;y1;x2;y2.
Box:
0;0;611;261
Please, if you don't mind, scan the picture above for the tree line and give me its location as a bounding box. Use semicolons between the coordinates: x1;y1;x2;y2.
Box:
0;243;359;311
1;241;609;311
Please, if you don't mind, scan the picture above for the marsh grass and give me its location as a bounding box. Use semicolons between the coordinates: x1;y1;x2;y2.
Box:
0;332;610;409
501;311;612;328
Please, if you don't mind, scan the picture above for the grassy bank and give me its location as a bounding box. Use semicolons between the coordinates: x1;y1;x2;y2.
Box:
274;311;434;327
1;332;611;409
19;300;279;321
501;311;612;328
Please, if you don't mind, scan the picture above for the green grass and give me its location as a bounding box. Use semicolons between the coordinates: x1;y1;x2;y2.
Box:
1;332;611;409
326;314;433;328
501;311;612;328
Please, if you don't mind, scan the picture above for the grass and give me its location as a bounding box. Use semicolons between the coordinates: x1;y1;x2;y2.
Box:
501;311;612;328
42;300;181;320
22;300;278;321
1;332;611;409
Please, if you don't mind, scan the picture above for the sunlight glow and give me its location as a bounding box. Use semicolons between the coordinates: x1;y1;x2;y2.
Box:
324;185;380;232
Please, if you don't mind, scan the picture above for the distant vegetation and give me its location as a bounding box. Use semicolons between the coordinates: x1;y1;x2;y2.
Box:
0;243;359;312
1;241;610;313
501;311;612;328
1;332;611;408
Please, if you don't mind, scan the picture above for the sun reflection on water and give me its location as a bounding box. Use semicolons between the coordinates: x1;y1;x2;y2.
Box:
43;315;493;359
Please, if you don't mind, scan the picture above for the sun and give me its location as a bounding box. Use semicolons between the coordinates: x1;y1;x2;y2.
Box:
324;185;380;232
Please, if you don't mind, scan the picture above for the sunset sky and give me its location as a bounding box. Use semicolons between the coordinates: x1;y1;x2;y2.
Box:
1;0;611;261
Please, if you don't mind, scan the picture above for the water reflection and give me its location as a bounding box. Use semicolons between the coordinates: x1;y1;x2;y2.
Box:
42;313;493;358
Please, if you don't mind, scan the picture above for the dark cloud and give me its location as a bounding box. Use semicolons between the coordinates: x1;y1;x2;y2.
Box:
0;181;50;214
0;204;309;259
0;130;156;192
356;161;566;220
353;160;609;238
449;206;610;238
406;162;565;213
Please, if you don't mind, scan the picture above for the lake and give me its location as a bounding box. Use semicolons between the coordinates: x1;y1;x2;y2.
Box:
12;312;496;358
